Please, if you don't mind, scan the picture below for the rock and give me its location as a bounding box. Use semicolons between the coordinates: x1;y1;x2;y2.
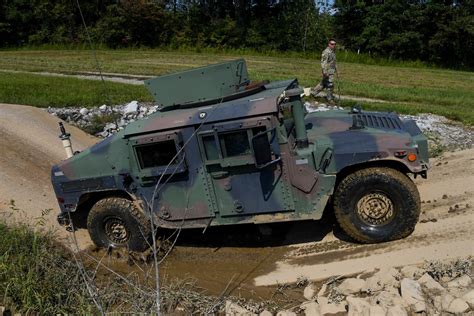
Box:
149;106;159;114
99;131;110;138
377;267;401;285
125;112;135;119
225;300;255;315
317;283;327;298
370;290;407;310
369;305;386;315
400;278;426;313
401;266;425;279
432;295;443;312
99;104;107;112
337;278;365;295
276;311;296;316
441;293;455;310
442;295;470;314
346;296;371;316
304;284;317;300
386;305;408;316
362;267;400;293
462;289;474;308
362;275;384;293
259;310;273;316
104;122;117;130
79;107;89;115
418;273;445;292
72;112;81;121
317;297;346;315
447;275;472;288
440;293;469;313
300;301;321;316
124;100;139;114
118;119;127;127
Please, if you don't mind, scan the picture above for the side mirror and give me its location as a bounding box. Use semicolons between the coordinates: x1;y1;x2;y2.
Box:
251;128;281;169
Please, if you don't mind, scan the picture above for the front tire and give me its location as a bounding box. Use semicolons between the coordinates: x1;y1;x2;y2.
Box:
333;167;420;243
87;197;152;251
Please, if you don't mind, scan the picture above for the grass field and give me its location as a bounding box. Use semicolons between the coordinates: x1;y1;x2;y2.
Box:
0;49;472;124
0;72;151;107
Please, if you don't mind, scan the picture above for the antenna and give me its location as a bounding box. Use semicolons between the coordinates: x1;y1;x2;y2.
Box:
58;122;74;158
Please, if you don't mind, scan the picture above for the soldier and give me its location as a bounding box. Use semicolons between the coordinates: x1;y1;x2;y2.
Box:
312;39;337;104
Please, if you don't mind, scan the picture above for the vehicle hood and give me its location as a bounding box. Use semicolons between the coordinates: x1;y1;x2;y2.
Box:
305;109;429;173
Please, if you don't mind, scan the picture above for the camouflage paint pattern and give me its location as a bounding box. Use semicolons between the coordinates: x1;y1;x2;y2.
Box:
313;46;337;100
51;59;429;230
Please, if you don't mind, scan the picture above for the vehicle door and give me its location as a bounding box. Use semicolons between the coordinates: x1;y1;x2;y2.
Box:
128;127;215;221
197;116;294;217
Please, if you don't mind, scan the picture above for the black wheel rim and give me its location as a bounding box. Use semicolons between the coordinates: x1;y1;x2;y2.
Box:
104;217;130;245
356;191;395;226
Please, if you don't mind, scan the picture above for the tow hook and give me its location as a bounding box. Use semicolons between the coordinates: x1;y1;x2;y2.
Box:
57;213;70;227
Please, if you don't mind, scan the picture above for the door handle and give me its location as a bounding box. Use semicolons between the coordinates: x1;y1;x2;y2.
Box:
210;171;229;179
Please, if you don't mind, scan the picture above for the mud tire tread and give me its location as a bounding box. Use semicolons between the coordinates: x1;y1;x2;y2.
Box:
333;167;421;243
87;197;151;251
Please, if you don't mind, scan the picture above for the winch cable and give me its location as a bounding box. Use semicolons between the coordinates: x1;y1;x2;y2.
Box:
75;0;113;107
335;67;342;106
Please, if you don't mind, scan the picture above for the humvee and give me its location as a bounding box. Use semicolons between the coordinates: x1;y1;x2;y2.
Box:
51;59;429;251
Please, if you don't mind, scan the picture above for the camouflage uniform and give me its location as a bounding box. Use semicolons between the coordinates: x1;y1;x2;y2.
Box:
313;46;337;101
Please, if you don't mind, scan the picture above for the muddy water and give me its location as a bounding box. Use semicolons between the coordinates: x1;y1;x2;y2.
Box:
86;218;336;299
161;245;285;298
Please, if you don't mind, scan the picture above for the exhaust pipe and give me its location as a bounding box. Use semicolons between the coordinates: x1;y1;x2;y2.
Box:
58;122;74;158
284;88;309;149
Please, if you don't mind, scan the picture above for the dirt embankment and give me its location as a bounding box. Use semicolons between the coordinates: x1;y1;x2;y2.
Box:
0;104;96;247
0;103;472;299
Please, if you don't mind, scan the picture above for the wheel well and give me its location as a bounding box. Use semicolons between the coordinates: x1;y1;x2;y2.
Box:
335;160;411;188
70;190;133;229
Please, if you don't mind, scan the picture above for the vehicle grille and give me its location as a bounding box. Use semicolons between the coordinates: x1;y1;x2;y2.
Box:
354;113;403;130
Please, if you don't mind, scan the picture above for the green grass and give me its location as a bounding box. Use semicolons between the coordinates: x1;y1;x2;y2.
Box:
7;45;434;69
0;221;96;314
0;49;472;124
0;72;152;107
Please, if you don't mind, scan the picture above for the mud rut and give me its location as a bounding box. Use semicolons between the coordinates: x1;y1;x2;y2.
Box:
0;104;472;299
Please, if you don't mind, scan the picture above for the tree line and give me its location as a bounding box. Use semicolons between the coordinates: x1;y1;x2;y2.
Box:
0;0;472;69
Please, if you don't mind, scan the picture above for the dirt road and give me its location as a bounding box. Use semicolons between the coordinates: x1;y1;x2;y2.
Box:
0;103;472;296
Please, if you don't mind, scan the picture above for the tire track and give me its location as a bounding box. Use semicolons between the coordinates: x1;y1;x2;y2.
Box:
255;149;474;286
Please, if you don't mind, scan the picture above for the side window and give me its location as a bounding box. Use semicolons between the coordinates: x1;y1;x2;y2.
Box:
219;130;251;157
200;126;267;162
135;140;178;169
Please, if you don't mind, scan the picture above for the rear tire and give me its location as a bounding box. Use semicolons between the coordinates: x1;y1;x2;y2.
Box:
87;197;152;251
333;167;420;243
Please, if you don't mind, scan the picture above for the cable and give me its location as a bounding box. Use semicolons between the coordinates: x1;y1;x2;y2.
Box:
335;67;342;106
75;0;113;107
